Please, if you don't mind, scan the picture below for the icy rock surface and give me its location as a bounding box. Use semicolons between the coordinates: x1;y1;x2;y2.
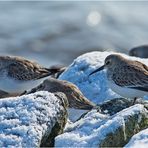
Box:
56;51;148;147
97;98;148;116
125;128;148;148
55;104;148;147
0;91;68;147
59;51;148;103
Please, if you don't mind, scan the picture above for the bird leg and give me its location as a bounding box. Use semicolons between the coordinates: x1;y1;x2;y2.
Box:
132;97;138;105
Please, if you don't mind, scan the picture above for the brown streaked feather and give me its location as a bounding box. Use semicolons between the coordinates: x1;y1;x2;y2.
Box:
0;56;65;81
0;56;61;81
28;78;95;110
134;60;148;71
112;60;148;87
7;62;50;81
48;80;95;110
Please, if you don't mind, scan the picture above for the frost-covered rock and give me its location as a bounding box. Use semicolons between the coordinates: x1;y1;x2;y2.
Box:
59;51;148;103
55;104;148;147
125;128;148;148
0;91;68;147
98;98;148;116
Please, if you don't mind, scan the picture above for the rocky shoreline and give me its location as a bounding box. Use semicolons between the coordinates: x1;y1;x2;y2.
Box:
0;51;147;147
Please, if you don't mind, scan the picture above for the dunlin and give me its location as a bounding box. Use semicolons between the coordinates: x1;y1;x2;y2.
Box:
129;45;148;58
89;54;148;102
0;56;62;94
28;77;95;110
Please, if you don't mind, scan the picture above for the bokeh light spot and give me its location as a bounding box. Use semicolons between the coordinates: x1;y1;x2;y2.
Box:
87;11;102;27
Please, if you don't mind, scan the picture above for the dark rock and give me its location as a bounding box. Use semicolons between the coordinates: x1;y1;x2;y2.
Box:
100;104;148;147
98;97;146;115
129;45;148;58
41;92;68;147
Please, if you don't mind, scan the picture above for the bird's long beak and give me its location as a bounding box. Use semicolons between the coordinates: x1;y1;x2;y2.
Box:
89;65;105;76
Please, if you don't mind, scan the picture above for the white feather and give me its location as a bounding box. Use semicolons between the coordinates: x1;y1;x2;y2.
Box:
108;81;148;98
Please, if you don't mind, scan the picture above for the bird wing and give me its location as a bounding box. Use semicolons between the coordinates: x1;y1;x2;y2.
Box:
64;83;95;109
7;60;50;81
112;61;148;91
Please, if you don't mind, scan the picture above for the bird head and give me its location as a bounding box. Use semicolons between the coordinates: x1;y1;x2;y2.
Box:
89;54;124;76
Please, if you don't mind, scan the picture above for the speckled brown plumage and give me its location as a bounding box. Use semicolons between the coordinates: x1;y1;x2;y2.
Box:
106;55;148;90
90;54;148;99
28;78;95;110
0;56;63;81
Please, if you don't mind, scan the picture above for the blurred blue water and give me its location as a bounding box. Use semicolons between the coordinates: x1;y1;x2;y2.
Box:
0;1;148;66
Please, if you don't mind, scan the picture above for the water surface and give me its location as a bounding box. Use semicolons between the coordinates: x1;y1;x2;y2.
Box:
0;1;148;66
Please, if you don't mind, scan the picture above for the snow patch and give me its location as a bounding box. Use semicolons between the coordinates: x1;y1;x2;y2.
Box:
55;104;146;147
125;128;148;148
0;91;64;147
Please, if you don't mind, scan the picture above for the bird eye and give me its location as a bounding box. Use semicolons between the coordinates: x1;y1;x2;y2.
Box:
106;61;110;65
